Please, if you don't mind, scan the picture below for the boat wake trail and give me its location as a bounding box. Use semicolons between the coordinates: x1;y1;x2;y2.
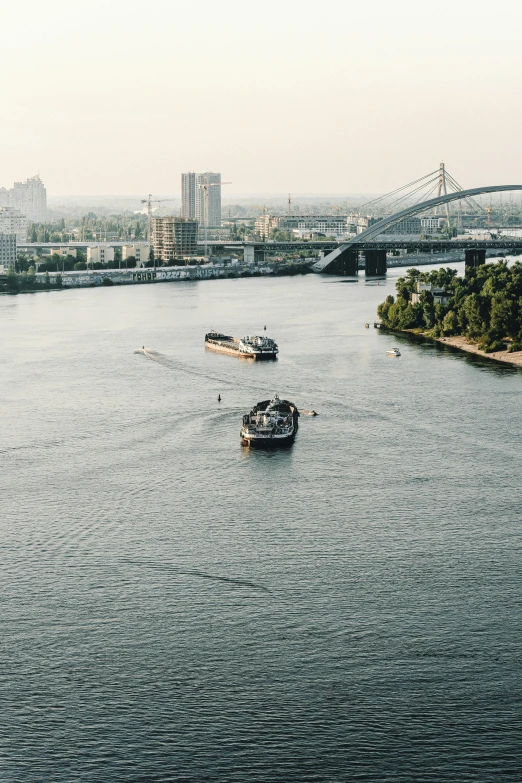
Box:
134;347;266;392
122;558;272;594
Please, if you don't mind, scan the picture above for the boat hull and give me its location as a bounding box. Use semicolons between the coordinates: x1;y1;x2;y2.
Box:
205;342;277;360
241;431;296;448
205;332;278;360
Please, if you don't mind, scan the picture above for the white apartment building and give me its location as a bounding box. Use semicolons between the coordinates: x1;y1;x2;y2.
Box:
420;217;443;233
87;245;115;265
122;244;150;266
182;172;221;227
0;234;16;269
8;175;47;222
0;207;27;242
256;214;349;239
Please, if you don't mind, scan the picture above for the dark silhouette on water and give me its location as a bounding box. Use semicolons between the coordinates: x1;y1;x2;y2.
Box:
218;394;221;402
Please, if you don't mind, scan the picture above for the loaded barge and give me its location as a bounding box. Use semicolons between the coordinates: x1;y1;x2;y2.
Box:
205;331;278;359
241;395;299;448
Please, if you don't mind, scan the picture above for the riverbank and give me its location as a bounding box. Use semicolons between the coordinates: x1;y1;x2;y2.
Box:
395;328;522;367
2;260;314;295
435;334;522;367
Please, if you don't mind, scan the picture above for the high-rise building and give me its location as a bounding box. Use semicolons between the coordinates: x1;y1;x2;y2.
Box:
181;172;196;219
153;217;198;263
9;175;47;223
181;172;221;227
0;234;17;269
0;208;27;242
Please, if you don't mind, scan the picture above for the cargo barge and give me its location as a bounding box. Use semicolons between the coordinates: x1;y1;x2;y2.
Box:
241;395;299;447
205;331;278;359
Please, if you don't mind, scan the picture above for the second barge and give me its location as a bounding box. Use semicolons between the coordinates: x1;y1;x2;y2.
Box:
205;331;278;359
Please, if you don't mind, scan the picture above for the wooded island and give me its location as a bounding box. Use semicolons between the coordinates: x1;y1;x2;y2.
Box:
377;261;522;353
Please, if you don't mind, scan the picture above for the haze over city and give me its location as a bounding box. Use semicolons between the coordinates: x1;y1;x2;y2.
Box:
2;0;522;195
4;2;522;782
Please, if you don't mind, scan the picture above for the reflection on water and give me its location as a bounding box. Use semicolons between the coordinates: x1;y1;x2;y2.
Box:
1;265;522;782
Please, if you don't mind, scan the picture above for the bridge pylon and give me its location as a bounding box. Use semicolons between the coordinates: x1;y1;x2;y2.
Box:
464;248;486;273
365;249;387;276
319;246;359;275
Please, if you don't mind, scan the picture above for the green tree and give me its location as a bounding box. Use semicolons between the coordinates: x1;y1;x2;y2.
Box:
442;310;458;335
6;267;19;292
489;291;517;338
463;294;484;339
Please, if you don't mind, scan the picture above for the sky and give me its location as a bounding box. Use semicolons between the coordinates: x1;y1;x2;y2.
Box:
1;0;521;196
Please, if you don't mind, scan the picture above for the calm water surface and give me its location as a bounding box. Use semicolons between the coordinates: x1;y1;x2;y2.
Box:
1;267;521;782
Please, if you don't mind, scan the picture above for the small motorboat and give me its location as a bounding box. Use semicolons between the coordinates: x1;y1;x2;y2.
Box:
386;348;401;357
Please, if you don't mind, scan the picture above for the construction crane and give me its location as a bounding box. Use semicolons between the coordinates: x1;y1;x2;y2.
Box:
197;180;232;256
140;196;177;269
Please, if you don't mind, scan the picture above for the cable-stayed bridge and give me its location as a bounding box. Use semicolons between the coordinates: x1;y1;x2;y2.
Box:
311;165;522;274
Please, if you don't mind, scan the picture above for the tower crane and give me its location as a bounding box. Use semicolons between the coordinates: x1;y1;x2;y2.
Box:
197;179;231;256
140;196;177;269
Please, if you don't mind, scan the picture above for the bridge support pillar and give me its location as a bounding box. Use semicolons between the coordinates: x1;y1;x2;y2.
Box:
322;247;359;275
365;249;387;276
465;248;486;272
244;246;265;265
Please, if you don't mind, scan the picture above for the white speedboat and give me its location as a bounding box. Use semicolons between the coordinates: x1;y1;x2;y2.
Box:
386;348;401;357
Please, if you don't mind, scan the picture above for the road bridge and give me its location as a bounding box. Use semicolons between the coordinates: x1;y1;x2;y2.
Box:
312;185;522;275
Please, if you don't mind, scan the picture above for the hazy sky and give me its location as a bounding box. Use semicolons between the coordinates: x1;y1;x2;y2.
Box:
1;0;521;195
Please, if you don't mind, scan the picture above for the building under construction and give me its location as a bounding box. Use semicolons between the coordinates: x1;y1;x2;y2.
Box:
152;217;198;263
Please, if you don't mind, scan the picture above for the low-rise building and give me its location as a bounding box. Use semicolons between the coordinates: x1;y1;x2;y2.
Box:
0;234;16;268
383;216;443;235
122;244;150;266
420;217;443;233
411;281;452;305
48;247;77;259
87;245;115;266
256;214;350;239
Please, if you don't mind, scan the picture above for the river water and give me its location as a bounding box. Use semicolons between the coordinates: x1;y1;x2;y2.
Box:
2;265;521;782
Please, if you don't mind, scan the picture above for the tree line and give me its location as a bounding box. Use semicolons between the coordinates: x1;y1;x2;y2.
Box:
377;262;522;353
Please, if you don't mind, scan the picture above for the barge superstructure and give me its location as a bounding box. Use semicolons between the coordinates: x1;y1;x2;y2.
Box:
241;395;299;447
205;331;278;359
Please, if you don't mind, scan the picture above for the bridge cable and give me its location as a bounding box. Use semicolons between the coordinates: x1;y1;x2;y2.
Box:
355;169;440;211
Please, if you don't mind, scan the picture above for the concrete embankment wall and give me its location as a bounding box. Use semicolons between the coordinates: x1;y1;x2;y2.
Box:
38;264;278;289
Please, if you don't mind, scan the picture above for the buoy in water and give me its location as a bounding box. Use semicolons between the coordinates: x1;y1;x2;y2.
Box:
218;394;221;402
